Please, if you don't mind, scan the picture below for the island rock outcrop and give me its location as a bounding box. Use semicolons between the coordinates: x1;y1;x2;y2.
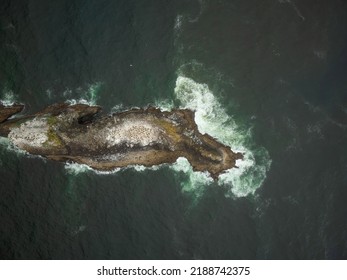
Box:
0;102;243;178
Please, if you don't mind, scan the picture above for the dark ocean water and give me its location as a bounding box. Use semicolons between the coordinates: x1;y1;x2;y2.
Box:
1;0;347;259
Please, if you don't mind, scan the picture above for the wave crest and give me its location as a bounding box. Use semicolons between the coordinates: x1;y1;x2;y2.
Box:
174;76;271;197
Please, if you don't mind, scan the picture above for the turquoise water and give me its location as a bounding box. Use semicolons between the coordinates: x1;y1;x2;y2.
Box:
1;0;347;259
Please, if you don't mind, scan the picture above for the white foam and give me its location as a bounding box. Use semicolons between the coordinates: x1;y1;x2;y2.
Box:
0;90;18;106
65;162;150;176
173;76;272;197
0;136;27;155
65;162;94;175
0;77;269;196
46;89;53;99
171;157;213;195
65;82;102;106
154;99;174;112
64;161;160;175
64;77;271;197
0;137;11;150
110;104;125;114
174;15;184;31
132;164;160;172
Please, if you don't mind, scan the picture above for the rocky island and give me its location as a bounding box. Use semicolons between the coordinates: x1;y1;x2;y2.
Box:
0;102;242;178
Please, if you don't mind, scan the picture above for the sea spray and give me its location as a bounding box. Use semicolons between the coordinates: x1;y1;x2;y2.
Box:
110;104;125;114
1;79;270;197
173;76;271;197
0;136;27;156
65;162;94;175
65;161;161;176
0;89;18;106
154;99;175;112
57;76;271;197
64;82;103;106
171;157;213;197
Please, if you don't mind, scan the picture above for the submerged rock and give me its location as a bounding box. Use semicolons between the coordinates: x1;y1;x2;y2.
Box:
0;102;243;179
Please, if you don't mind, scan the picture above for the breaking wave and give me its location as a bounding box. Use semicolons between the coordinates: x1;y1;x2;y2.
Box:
64;161;162;176
67;76;272;198
172;76;271;197
0;89;18;106
0;136;29;158
65;162;95;175
171;157;213;197
1;79;270;197
64;82;103;106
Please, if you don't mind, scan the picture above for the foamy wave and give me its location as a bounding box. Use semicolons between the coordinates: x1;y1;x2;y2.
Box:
171;157;213;195
0;137;11;148
1;76;270;197
66;98;95;106
0;90;18;106
0;136;27;155
65;162;95;175
63;76;271;196
110;104;125;114
174;76;271;197
132;164;160;172
64;161;162;176
219;148;271;197
154;99;174;112
174;15;184;31
64;82;103;106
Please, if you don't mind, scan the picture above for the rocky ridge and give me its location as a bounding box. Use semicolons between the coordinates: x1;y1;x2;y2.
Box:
0;102;243;179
